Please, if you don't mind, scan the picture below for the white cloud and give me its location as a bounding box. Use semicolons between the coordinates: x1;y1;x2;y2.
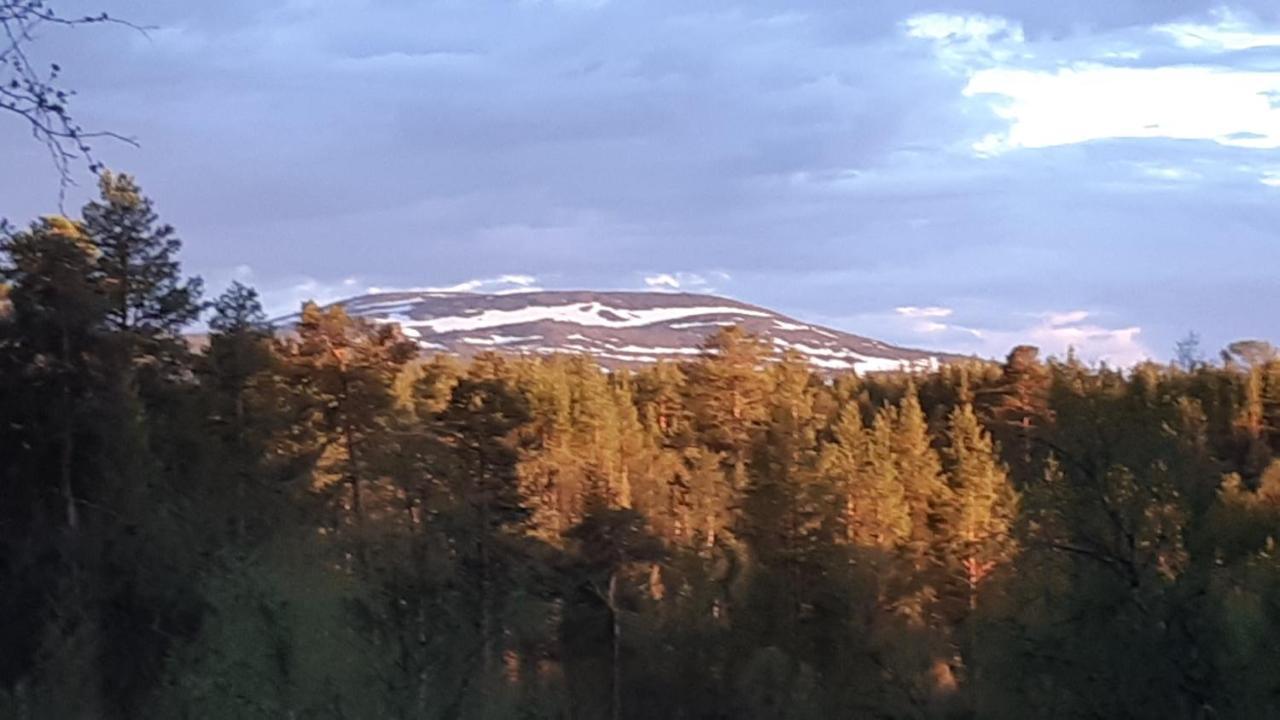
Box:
497;274;537;286
254;275;364;319
966;64;1280;152
1044;310;1090;326
917;320;950;333
909;10;1280;158
1156;9;1280;51
644;273;681;289
892;306;965;336
903;13;1026;71
367;274;540;294
879;306;1150;367
1136;163;1200;182
895;305;954;318
1022;315;1147;367
642;271;728;293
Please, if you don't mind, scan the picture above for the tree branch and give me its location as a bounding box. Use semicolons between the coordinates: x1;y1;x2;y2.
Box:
1;0;147;203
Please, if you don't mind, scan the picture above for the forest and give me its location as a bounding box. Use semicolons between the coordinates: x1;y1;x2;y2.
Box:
3;174;1280;720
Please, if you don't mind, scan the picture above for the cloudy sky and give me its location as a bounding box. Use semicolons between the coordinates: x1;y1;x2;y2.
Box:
5;0;1280;365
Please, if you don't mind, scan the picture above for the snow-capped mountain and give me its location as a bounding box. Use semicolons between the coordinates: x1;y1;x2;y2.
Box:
285;290;953;374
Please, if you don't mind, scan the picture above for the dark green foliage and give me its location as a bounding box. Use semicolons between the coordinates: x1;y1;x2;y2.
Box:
82;171;203;339
5;183;1280;719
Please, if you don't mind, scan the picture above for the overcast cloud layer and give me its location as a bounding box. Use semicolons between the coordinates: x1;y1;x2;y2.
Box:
5;0;1280;365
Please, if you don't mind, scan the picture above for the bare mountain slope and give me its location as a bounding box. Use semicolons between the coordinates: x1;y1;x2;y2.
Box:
281;290;954;374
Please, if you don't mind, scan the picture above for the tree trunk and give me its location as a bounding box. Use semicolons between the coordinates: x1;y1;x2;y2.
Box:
609;571;622;720
60;402;77;532
479;468;495;679
344;418;367;571
235;389;247;544
59;325;78;533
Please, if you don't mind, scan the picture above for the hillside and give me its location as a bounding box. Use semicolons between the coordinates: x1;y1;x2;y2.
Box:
278;289;955;373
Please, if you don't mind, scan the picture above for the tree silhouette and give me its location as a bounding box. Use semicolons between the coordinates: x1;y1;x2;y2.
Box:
1;1;141;196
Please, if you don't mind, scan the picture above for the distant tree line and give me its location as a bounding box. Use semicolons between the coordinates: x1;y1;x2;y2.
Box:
3;173;1280;719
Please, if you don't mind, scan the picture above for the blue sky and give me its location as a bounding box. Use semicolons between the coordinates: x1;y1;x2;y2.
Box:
4;0;1280;364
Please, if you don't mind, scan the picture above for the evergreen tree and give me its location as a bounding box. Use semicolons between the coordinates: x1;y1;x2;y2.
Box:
943;403;1018;613
684;326;771;551
80;172;207;503
427;356;536;689
686;326;770;468
980;345;1051;483
201;282;281;545
819;403;910;550
285;301;416;567
0;211;206;719
80;171;202;380
562;507;664;720
0;216;110;711
740;354;822;644
890;387;950;565
0;216;107;533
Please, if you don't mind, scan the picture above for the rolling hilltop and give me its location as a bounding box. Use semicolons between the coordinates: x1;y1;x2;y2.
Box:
279;290;955;373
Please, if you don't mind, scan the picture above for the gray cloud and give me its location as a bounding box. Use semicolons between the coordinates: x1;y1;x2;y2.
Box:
3;0;1279;362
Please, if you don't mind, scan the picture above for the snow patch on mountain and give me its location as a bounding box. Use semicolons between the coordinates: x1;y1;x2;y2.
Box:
280;290;954;374
397;302;771;334
460;334;544;346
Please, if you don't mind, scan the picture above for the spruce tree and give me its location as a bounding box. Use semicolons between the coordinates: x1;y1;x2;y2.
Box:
819;404;910;550
686;326;770;467
685;326;771;551
943;402;1017;613
201;282;280;545
891;387;950;565
740;354;820;643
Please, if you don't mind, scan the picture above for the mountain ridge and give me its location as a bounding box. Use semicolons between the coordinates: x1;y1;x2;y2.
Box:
278;289;962;374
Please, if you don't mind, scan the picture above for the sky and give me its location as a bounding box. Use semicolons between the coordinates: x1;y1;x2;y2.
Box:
4;0;1280;365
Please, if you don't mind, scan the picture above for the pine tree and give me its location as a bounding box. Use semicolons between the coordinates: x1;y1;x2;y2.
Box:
819;404;910;550
0;217;111;712
81;171;202;368
607;372;649;510
740;354;821;642
685;326;771;548
0;212;207;719
428;355;535;682
890;387;950;564
687;326;770;466
519;356;583;539
1237;365;1273;479
939;402;1018;719
943;402;1017;613
0;216;108;533
201;282;281;545
979;345;1051;483
285;301;416;567
562;507;664;720
80;172;207;502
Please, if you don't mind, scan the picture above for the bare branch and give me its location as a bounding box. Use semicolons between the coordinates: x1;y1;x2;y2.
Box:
1;0;146;203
